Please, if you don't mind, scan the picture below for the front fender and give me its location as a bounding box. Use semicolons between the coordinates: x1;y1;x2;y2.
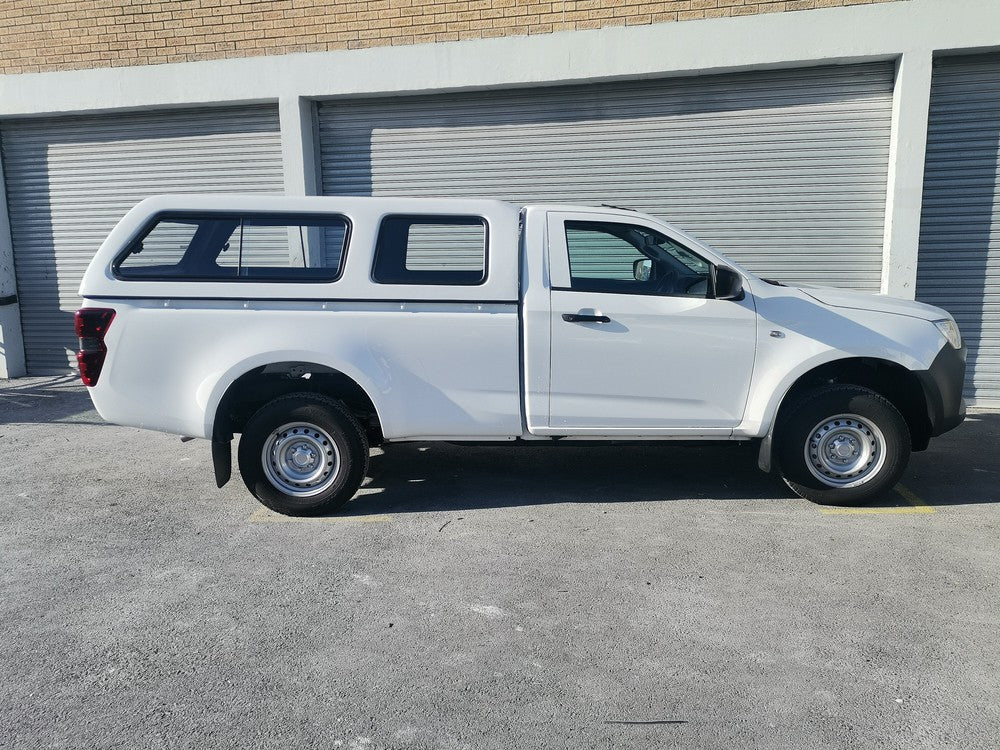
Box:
742;291;945;440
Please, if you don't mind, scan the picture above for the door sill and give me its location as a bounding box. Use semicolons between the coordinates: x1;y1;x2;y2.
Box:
529;427;735;439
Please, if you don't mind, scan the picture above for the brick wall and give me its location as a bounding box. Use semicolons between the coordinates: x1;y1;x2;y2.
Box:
1;0;906;75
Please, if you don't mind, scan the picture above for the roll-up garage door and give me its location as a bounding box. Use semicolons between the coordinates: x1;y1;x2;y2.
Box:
318;63;893;290
917;54;1000;404
0;105;283;374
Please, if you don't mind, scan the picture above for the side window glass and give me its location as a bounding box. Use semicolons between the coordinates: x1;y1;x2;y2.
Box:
215;218;348;273
214;221;288;270
115;214;350;281
566;225;645;280
564;220;711;297
119;219;202;268
373;216;486;285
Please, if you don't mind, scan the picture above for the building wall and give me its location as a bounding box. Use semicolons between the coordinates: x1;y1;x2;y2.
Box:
2;0;906;74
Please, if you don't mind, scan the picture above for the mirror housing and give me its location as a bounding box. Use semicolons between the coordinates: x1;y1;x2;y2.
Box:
633;258;652;282
712;265;744;301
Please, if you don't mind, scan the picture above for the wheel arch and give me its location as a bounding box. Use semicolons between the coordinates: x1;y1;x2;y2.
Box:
209;360;385;446
757;356;932;472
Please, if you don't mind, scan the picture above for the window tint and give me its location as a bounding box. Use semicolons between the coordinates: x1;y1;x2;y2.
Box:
564;220;711;298
115;213;349;281
373;216;486;285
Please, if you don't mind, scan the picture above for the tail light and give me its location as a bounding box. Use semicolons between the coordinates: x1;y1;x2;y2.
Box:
74;308;116;387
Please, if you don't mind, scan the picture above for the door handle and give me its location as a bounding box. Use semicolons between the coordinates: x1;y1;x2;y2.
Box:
562;313;611;323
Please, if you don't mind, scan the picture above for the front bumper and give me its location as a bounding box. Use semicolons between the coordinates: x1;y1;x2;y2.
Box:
916;342;967;437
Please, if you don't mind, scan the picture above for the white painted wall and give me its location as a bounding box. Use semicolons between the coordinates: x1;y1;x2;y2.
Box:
0;0;999;378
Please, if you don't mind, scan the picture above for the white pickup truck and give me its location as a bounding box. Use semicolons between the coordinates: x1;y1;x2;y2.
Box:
77;195;965;515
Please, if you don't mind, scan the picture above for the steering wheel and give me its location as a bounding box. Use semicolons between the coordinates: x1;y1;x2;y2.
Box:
685;277;709;297
653;269;679;294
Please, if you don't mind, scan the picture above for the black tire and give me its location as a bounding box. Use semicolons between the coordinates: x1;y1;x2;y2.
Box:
776;385;910;506
237;393;369;516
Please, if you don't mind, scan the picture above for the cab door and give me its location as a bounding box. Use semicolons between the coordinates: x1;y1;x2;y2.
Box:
545;211;757;433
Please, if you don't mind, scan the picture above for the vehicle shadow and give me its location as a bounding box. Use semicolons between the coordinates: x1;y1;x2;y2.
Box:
0;375;103;425
345;441;792;515
341;412;1000;515
899;412;1000;507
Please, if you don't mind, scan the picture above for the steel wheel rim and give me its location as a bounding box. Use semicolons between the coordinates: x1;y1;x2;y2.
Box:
261;422;341;497
804;413;886;488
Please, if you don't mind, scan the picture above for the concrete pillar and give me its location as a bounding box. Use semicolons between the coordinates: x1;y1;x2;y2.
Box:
279;96;321;197
880;50;934;299
0;151;27;379
278;97;323;265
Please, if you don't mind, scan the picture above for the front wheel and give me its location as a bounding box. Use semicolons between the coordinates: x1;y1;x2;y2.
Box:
776;385;910;506
238;394;369;516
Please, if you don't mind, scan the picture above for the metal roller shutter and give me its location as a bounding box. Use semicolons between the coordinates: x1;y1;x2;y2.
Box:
0;105;283;374
319;63;893;290
917;54;1000;405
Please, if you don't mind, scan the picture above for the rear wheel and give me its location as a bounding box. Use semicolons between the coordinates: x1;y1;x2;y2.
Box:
776;385;910;506
237;394;369;516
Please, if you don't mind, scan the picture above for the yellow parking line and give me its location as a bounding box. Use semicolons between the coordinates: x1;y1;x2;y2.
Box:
818;483;936;515
248;507;392;523
894;484;936;511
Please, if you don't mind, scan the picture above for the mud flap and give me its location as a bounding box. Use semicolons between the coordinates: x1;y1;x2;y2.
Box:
212;439;232;488
757;434;773;473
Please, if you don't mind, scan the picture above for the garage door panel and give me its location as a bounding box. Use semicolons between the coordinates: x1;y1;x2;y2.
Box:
917;53;1000;403
1;105;284;374
319;63;892;291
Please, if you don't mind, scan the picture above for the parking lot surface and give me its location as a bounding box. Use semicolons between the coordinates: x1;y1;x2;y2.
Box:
1;376;998;750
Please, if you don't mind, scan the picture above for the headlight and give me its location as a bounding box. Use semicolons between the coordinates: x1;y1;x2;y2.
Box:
934;318;962;349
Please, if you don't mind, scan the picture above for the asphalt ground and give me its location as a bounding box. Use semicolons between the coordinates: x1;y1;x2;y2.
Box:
1;376;998;750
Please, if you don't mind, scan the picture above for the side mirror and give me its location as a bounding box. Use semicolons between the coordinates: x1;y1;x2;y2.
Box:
713;265;744;301
633;258;652;282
